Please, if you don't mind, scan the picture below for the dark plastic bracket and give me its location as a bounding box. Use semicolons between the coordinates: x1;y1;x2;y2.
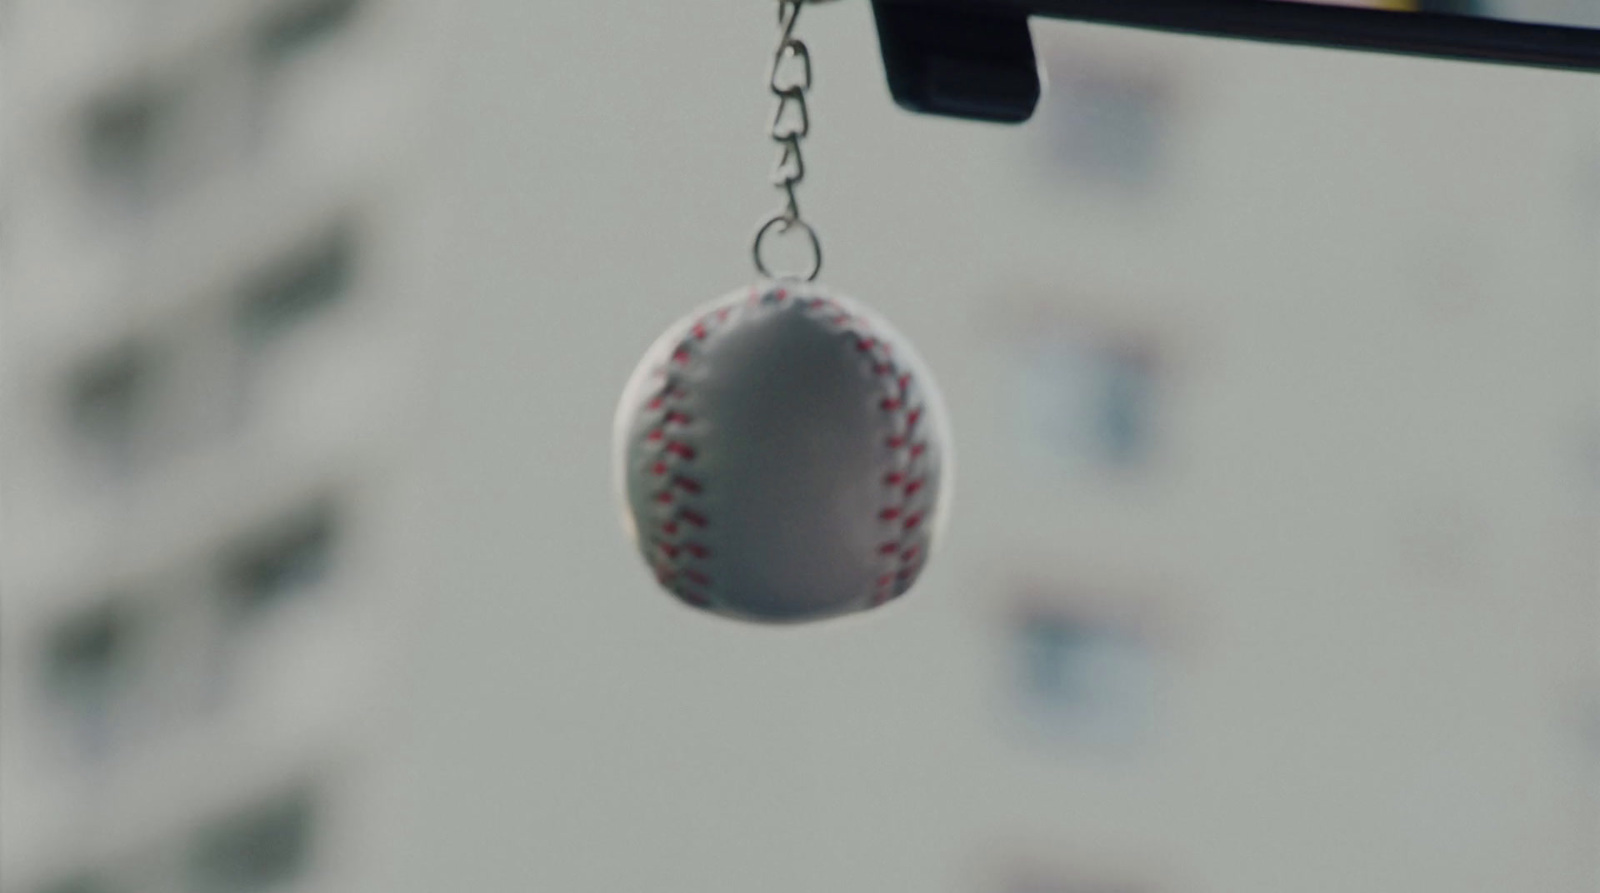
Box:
871;1;1041;123
871;0;1600;123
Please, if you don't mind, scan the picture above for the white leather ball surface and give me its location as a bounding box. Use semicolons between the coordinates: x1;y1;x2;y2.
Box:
613;281;950;623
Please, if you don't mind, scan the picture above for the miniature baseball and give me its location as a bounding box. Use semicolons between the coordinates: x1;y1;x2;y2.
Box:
613;281;951;623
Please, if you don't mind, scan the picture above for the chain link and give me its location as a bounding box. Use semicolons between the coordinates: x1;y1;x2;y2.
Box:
753;0;822;281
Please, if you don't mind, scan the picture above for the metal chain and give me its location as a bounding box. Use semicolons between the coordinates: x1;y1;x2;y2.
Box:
752;0;822;281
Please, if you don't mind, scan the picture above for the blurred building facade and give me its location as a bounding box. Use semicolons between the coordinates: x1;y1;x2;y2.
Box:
2;3;1596;893
1;1;429;892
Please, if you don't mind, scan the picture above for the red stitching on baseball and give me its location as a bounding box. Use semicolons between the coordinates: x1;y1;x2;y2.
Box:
648;385;686;411
640;307;734;606
806;304;934;604
638;290;934;610
785;294;934;604
642;300;732;607
682;568;711;586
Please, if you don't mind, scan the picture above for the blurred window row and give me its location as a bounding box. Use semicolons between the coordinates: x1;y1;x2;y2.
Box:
64;220;359;475
38;785;320;893
81;0;365;209
40;496;343;758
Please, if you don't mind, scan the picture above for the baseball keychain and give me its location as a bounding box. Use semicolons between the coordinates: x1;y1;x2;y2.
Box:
613;0;950;623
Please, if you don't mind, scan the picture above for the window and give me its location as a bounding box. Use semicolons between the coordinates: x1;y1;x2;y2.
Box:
84;88;165;183
188;789;316;893
82;84;179;201
218;499;340;618
1032;41;1173;191
65;340;163;467
235;225;357;345
1014;329;1161;474
254;0;363;68
40;597;144;758
1009;597;1164;752
43;598;138;705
